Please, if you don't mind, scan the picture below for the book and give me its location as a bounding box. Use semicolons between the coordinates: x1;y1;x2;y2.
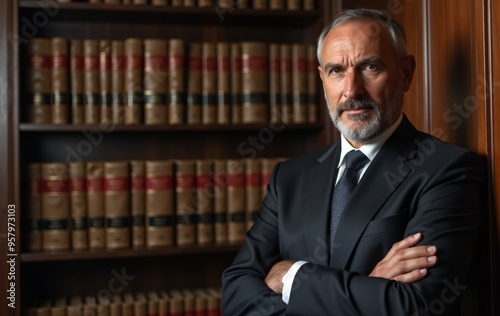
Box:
168;39;186;125
241;42;269;124
70;40;84;124
68;162;88;251
26;38;51;124
187;43;202;124
104;161;130;249
168;290;184;316
235;0;248;8
198;0;211;6
130;160;146;248
292;43;307;123
121;293;134;316
41;163;70;251
51;37;69;124
230;43;242;124
269;43;281;124
269;0;284;9
99;40;112;124
307;44;318;123
253;0;267;9
245;159;261;230
66;296;82;316
205;288;220;316
286;0;300;10
83;39;100;124
152;0;167;5
171;0;182;5
175;160;196;246
146;291;160;316
217;42;231;124
202;42;217;124
280;44;292;123
111;40;125;124
145;160;174;247
303;0;314;10
226;159;246;244
260;158;280;199
124;38;143;124
195;159;214;245
213;160;227;244
86;162;106;250
183;0;196;6
181;290;195;316
144;39;168;125
23;163;42;252
51;297;67;316
134;293;147;316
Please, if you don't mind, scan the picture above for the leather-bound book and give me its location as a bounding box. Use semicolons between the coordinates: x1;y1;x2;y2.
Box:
235;0;248;8
130;160;146;248
86;162;105;249
307;44;318;123
217;42;231;124
206;288;220;316
168;290;184;316
253;0;267;9
269;43;281;124
280;44;292;123
144;39;168;125
171;0;182;5
303;0;314;10
124;38;143;124
104;161;130;249
175;160;196;246
183;0;196;6
213;159;227;244
241;42;269;124
269;0;284;9
70;40;84;124
168;39;186;125
186;43;202;124
202;42;217;124
226;159;246;244
198;0;211;6
195;159;214;245
68;162;88;250
51;37;69;124
260;158;279;199
41;163;70;251
23;163;42;252
111;40;125;124
245;159;261;230
292;43;308;123
152;0;167;5
286;0;300;10
26;38;51;124
145;160;174;247
83;39;100;124
133;0;147;4
99;40;112;124
230;43;242;124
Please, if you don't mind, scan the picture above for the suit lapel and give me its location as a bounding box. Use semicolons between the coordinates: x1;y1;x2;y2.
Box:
329;116;420;269
300;144;339;267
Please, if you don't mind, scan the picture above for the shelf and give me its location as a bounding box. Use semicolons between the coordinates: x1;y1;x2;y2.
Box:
19;122;324;132
20;244;241;262
18;1;321;26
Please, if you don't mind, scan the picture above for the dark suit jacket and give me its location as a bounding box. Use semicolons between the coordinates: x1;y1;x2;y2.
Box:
221;115;485;316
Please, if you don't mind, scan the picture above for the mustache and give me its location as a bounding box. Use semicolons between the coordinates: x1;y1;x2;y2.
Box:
336;99;378;113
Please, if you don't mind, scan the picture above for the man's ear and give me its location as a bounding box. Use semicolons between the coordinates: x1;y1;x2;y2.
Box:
318;65;325;82
402;55;416;92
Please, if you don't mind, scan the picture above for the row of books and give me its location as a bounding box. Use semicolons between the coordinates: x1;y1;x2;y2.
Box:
23;158;283;252
25;287;221;316
25;37;319;126
58;0;316;11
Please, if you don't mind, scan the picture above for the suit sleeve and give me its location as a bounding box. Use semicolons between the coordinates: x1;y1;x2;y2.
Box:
221;162;288;316
286;150;484;316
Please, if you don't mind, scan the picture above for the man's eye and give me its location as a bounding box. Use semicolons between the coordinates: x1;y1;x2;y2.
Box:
365;64;378;71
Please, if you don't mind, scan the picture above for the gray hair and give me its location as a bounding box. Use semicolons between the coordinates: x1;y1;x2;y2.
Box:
316;9;408;66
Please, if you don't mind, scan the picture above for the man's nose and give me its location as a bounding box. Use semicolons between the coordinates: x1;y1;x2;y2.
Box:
343;70;365;99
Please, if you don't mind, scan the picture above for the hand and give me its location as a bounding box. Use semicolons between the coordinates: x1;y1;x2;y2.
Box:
265;260;295;294
369;232;438;283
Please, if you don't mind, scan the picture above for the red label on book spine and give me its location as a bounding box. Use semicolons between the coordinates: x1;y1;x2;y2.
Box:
52;55;68;69
242;56;268;71
145;55;168;70
197;174;213;189
203;57;217;71
169;55;185;70
262;173;272;185
189;57;202;71
42;179;69;193
296;58;307;72
228;174;245;187
71;56;84;70
219;56;230;71
30;54;51;69
104;177;129;191
112;56;125;71
84;56;99;70
146;176;174;190
126;55;143;70
70;178;85;192
131;176;145;190
86;178;104;192
246;172;261;187
176;174;195;189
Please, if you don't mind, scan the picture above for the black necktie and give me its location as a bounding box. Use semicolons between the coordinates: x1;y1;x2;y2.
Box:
330;150;369;245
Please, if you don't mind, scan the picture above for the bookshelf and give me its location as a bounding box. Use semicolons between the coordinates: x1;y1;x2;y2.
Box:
1;0;337;314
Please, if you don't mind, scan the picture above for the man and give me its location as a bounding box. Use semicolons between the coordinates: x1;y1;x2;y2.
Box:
222;9;484;315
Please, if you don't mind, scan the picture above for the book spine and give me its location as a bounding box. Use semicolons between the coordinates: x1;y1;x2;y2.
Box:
145;160;174;247
292;43;307;123
186;43;202;124
41;163;70;251
70;40;84;124
307;44;318;123
253;0;267;9
213;160;227;244
217;42;231;124
230;43;242;124
86;162;106;249
269;43;281;124
104;161;130;249
124;38;143;125
26;38;51;124
280;44;292;123
175;160;196;246
104;0;121;3
133;0;148;4
131;160;146;248
286;0;300;10
100;40;112;124
303;0;314;10
241;42;269;124
111;40;125;124
245;159;261;230
23;163;42;252
198;0;211;6
144;39;168;125
202;42;217;124
205;288;220;316
183;0;196;6
69;162;88;250
168;39;186;125
83;39;100;124
269;0;284;9
171;0;182;5
195;160;214;245
260;158;279;200
226;159;246;244
235;0;248;8
51;37;69;124
151;0;168;5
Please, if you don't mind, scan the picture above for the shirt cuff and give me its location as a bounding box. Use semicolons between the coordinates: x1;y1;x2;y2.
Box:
281;260;308;304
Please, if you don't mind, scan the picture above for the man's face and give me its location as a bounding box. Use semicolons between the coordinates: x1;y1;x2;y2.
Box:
318;19;415;147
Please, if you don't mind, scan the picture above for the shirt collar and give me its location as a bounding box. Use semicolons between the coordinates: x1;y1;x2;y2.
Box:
337;114;403;167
